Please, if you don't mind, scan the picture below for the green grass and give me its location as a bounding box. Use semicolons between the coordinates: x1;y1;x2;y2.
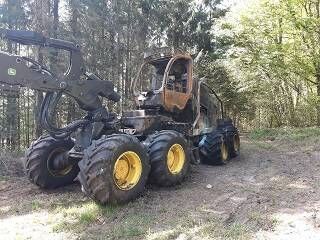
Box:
145;216;252;240
109;212;155;238
53;202;118;232
249;127;320;141
31;200;42;211
248;212;278;231
0;175;9;181
58;209;221;240
223;223;251;240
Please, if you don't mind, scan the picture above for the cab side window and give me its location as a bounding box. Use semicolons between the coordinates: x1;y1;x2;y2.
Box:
167;60;188;93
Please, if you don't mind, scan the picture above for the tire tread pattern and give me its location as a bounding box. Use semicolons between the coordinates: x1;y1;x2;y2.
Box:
78;134;150;205
24;136;76;189
199;130;228;165
147;130;190;187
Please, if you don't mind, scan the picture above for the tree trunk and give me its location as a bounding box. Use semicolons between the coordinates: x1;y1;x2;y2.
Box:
34;49;44;137
6;1;19;150
66;0;79;122
32;0;51;137
50;0;59;73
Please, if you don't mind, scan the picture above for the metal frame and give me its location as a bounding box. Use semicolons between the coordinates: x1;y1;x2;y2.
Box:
0;29;120;159
0;28;226;171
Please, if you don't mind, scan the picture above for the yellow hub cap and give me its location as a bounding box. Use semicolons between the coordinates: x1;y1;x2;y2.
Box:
113;151;142;190
167;144;185;174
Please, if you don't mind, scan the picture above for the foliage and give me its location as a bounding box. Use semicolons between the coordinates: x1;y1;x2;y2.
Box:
249;127;320;141
226;0;320;129
0;0;232;150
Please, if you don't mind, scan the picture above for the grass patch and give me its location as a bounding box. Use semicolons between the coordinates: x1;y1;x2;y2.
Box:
109;213;154;239
0;175;9;181
248;212;278;231
202;220;251;240
53;202;118;232
223;223;251;240
31;200;42;211
249;127;320;141
146;217;251;240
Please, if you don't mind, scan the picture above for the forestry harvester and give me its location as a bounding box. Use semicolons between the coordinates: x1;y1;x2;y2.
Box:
0;29;240;204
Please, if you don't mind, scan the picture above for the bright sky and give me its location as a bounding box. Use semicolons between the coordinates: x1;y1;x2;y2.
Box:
215;0;254;10
224;0;259;23
0;0;255;24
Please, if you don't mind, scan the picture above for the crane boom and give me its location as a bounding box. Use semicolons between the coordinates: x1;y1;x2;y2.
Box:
0;29;120;146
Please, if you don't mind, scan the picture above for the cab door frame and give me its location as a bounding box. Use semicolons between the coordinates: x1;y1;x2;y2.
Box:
161;54;193;112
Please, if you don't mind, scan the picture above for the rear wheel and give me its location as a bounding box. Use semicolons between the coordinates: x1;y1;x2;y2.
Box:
199;130;229;165
78;134;150;205
228;129;240;158
146;130;190;186
219;123;240;158
24;136;78;189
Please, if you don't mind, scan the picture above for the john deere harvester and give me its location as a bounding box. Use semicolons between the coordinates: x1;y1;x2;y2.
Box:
0;29;240;204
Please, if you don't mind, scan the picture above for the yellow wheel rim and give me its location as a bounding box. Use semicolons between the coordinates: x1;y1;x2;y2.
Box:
56;165;73;176
221;141;228;162
113;151;142;190
167;144;185;174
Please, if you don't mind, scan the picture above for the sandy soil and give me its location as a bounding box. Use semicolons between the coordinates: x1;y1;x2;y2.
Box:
1;137;320;240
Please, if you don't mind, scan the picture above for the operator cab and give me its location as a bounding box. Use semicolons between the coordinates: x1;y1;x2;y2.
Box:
132;49;193;112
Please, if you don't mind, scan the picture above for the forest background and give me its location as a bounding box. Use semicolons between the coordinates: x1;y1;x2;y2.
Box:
0;0;319;150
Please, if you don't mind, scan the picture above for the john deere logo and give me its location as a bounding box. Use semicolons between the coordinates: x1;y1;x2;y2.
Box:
8;68;16;76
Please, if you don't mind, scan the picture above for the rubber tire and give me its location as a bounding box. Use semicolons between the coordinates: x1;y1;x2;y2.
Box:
217;118;233;128
218;122;240;158
78;134;150;205
24;135;78;189
224;126;240;158
146;130;190;187
199;130;230;165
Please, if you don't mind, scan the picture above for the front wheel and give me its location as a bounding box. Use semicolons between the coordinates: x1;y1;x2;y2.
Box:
146;130;190;187
24;136;78;189
78;134;150;205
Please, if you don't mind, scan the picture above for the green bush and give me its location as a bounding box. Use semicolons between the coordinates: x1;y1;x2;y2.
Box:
249;127;320;141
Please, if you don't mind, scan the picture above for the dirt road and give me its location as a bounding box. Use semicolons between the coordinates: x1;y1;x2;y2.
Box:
1;137;320;240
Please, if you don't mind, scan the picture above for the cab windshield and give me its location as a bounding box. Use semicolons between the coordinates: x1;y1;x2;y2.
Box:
135;57;190;93
135;58;169;92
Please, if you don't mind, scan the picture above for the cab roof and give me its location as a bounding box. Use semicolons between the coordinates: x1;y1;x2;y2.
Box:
144;48;191;65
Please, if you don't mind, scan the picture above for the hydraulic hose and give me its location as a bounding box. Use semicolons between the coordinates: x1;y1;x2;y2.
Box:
40;92;91;139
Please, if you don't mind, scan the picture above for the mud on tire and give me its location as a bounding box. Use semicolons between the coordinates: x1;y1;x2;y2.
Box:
24;135;78;189
146;130;190;187
199;130;229;165
78;134;150;205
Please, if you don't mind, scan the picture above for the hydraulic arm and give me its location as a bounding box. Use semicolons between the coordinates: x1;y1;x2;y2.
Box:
0;29;120;150
0;29;120;109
